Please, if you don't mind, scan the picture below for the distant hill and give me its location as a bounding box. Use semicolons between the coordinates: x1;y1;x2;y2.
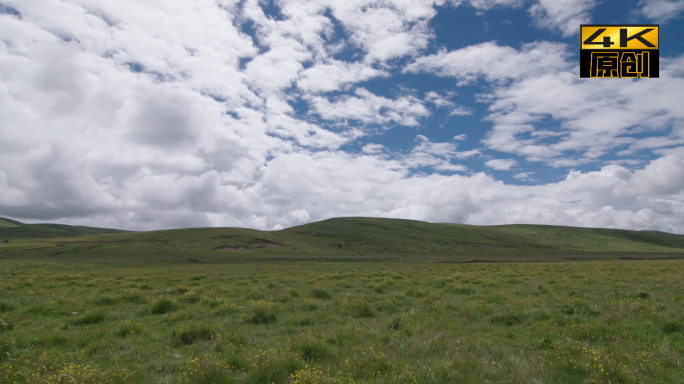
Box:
1;217;682;263
0;217;129;240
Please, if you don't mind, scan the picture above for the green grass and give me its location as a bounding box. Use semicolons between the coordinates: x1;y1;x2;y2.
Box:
0;216;128;240
0;217;683;383
2;258;683;383
2;217;684;264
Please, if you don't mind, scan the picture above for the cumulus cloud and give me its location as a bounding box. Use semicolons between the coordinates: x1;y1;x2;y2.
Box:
528;0;597;36
405;41;571;85
401;135;472;171
408;39;684;168
309;88;430;127
485;159;518;170
639;0;684;22
482;56;684;166
2;0;684;236
297;61;387;93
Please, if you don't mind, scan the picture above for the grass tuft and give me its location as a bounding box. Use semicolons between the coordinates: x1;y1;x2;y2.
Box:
0;318;13;332
116;321;143;337
246;303;278;324
174;325;214;345
0;300;14;312
151;297;177;314
73;311;105;325
291;334;331;361
310;287;332;300
347;298;374;318
491;314;520;326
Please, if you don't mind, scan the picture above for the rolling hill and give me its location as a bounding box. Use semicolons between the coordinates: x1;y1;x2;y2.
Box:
1;217;683;263
0;217;129;240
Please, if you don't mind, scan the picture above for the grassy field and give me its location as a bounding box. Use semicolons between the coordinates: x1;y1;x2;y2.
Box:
2;216;684;263
1;217;683;383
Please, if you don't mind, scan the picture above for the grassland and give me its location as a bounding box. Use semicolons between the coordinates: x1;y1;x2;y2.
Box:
1;217;683;383
0;217;128;240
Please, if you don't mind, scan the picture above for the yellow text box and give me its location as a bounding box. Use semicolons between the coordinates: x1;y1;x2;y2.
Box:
581;25;658;50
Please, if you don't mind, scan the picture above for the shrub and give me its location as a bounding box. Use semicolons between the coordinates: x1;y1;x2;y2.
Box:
94;294;120;305
224;351;249;371
246;303;277;324
348;299;374;318
451;286;475;295
181;291;202;304
491;314;519;326
116;321;144;337
635;292;649;299
244;349;302;384
310;288;332;300
0;301;14;312
562;298;599;316
301;299;318;312
0;318;12;332
172;286;189;295
177;355;235;384
174;325;214;345
121;289;147;303
151;298;177;315
73;311;105;325
388;317;401;330
661;320;682;334
291;334;331;361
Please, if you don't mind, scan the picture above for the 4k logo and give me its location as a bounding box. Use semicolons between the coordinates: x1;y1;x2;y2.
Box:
580;25;659;78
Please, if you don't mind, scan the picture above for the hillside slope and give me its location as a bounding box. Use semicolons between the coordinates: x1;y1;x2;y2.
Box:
0;217;129;240
1;217;682;263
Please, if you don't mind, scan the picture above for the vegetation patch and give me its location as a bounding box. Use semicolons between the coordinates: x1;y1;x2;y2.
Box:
73;311;105;325
246;302;278;324
151;297;177;314
174;325;214;345
0;300;14;312
310;287;332;300
116;321;143;337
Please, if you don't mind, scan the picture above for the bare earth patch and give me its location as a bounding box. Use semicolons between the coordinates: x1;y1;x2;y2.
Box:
212;245;249;251
248;241;284;248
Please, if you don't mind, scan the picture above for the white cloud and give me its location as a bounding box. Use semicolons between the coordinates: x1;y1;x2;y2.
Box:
290;208;311;222
362;143;385;154
485;159;518;170
449;0;524;10
327;0;439;63
309;88;430;127
408;39;684;168
2;0;684;237
482;56;684;166
425;91;473;115
401;135;474;171
512;172;535;180
529;0;597;36
639;0;684;22
425;91;454;107
405;41;571;85
297;60;387;93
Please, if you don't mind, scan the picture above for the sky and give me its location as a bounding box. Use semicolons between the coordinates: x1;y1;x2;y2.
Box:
1;0;684;233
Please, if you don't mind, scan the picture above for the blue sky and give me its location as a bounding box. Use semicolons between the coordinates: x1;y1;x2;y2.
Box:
1;0;684;233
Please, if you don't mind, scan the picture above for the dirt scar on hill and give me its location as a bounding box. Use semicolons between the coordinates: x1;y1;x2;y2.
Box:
248;241;284;248
212;245;250;251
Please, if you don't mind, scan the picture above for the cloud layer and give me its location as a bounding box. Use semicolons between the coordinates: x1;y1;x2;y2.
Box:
1;0;684;234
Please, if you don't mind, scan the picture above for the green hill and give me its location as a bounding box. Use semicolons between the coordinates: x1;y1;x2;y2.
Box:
0;217;24;228
0;217;129;240
1;217;682;263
